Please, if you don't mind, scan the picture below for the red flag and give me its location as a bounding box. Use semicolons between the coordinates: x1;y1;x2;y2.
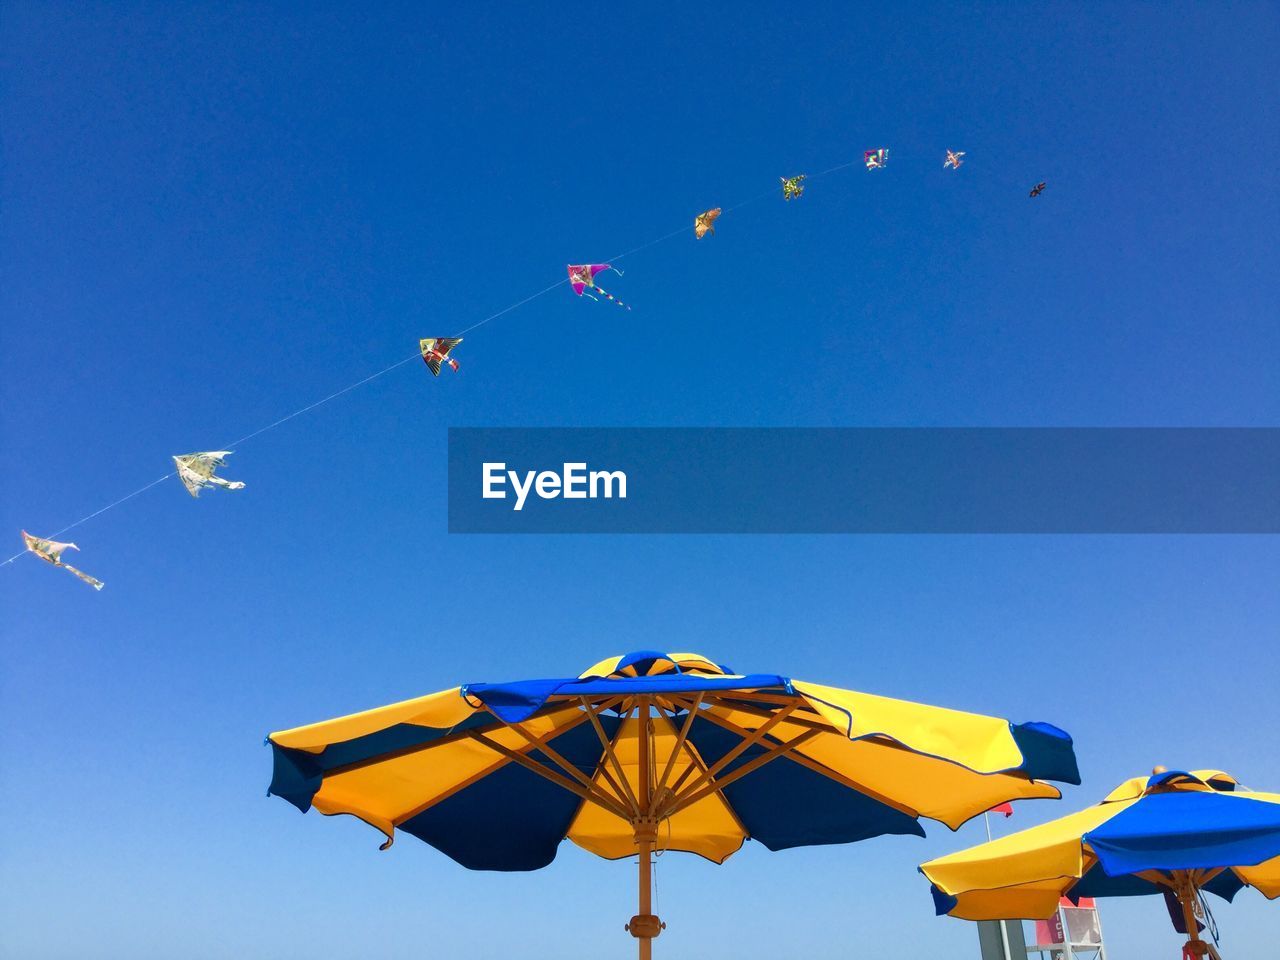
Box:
990;801;1014;817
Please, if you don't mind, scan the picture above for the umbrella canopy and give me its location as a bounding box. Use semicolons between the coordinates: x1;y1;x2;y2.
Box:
922;768;1280;958
268;650;1079;957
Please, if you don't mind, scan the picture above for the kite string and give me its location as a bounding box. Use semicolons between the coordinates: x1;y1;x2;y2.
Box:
4;153;869;564
227;274;574;449
0;353;419;567
0;281;571;563
604;224;690;264
601;158;859;265
450;277;568;338
716;158;860;218
721;188;776;215
814;159;860;178
220;352;422;448
0;471;176;566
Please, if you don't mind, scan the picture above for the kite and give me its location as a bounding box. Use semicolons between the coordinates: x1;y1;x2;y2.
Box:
420;337;463;376
944;149;965;169
694;208;721;239
1030;182;1046;197
780;175;806;200
864;148;889;170
567;264;630;310
173;451;245;498
21;531;104;590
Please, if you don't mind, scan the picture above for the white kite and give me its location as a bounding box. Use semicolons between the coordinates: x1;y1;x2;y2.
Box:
21;531;104;590
173;451;246;498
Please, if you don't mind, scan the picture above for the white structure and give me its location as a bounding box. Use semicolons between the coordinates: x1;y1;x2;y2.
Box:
1026;900;1106;960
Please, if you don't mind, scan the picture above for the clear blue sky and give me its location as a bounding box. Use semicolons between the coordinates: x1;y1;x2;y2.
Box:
2;3;1278;957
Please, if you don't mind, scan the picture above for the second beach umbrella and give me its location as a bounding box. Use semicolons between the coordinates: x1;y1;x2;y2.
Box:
922;768;1280;959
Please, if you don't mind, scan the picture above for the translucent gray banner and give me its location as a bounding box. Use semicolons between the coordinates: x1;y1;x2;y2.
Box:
447;428;1280;534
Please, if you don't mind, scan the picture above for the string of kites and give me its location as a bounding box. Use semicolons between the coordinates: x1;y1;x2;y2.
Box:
14;147;1049;591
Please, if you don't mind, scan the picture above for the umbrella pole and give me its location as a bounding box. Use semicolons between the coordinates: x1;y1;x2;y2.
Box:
638;837;654;960
1174;872;1218;959
626;698;663;960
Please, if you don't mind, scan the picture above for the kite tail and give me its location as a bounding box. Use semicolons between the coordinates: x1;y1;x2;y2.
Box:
593;284;631;311
446;358;459;372
63;563;105;591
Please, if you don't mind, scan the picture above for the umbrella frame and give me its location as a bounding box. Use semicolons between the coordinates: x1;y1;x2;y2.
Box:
1130;868;1225;960
276;658;1081;959
300;671;1068;958
450;688;918;960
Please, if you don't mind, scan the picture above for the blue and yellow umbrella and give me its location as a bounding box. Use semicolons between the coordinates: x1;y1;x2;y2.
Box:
921;769;1280;959
268;651;1079;957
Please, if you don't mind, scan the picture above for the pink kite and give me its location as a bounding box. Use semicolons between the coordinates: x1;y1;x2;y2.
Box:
567;263;630;310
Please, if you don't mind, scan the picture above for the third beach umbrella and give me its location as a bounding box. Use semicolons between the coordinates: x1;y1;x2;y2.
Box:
921;768;1280;959
268;650;1079;958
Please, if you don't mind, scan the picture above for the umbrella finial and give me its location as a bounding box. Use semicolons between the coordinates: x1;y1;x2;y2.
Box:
1153;765;1168;775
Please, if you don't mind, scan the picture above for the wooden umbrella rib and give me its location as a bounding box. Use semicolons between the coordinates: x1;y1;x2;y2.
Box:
668;701;799;805
706;696;835;733
664;688;799;708
502;715;609;797
581;696;641;818
780;744;920;819
378;709;599;826
468;730;631;821
572;697;632;814
717;697;938;761
640;696;654;803
663;753;700;799
590;752;632;813
665;728;823;816
650;714;750;834
519;695;631;820
1195;866;1226;887
659;696;711;797
689;705;920;819
587;697;641;813
387;708;606;825
322;695;627;781
717;690;804;706
655;693;704;797
1134;868;1174;888
659;695;731;798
